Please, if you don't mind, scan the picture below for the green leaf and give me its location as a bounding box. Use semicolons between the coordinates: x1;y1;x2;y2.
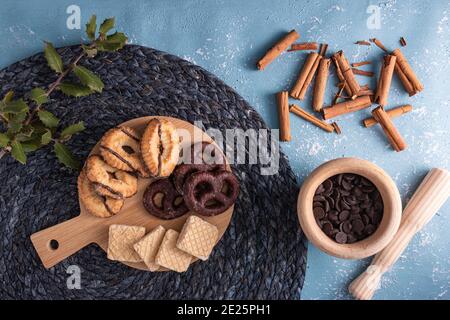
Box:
59;82;94;97
15;125;34;141
41;129;52;145
21;140;41;153
44;42;64;73
73;65;104;93
54;142;80;169
10;140;26;164
107;32;127;44
0;132;9;147
82;44;97;58
3;99;29;114
8;111;27;133
0;91;14;115
38;110;59;128
85;15;97;40
2;90;14;103
30;88;48;105
60;121;85;139
96;40;124;52
99;17;115;35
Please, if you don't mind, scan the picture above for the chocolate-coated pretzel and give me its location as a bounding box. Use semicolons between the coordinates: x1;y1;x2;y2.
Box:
173;163;223;194
183;170;239;216
143;178;189;220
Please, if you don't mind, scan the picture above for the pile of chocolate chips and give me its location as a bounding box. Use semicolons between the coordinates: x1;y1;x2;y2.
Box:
313;173;384;244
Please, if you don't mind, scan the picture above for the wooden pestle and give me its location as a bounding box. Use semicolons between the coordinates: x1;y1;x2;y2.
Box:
349;168;450;300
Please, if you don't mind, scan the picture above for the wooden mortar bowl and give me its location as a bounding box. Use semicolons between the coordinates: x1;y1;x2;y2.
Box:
297;158;402;259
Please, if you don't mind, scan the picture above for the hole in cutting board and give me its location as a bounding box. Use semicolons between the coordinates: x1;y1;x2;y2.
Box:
48;239;59;250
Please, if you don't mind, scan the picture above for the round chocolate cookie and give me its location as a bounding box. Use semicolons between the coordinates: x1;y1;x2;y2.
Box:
143;178;189;220
183;170;239;216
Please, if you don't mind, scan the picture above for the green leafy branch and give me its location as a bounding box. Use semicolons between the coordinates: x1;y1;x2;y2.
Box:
0;15;127;169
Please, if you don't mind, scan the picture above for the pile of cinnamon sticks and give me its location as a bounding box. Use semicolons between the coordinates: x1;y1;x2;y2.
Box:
257;30;423;153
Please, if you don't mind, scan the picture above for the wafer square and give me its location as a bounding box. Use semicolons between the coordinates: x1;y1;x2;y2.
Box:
155;229;192;272
107;224;146;262
133;225;166;271
176;215;218;261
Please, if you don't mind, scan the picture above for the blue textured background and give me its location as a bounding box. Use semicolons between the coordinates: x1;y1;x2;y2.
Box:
1;0;449;300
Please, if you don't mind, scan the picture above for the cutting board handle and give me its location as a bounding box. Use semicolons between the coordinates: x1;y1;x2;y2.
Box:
30;215;102;269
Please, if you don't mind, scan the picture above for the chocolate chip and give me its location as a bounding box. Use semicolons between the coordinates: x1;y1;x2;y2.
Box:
352;219;365;234
323;179;333;194
322;221;334;236
313;195;326;202
323;200;330;212
315;184;325;194
339;210;350;221
340;200;351;210
362;186;375;193
313;201;323;208
362;214;370;225
364;224;376;236
314;173;383;244
341;220;352;233
347;234;357;243
313;206;326;219
344;173;356;181
335;232;348;244
325;195;335;209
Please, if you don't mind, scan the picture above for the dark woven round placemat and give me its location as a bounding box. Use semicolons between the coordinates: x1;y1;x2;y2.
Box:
0;45;307;299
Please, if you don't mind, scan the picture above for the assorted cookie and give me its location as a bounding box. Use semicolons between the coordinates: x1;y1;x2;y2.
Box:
85;155;138;198
155;229;192;273
78;170;124;218
142;178;189;220
140;118;180;177
183;170;239;216
177;215;218;261
133;225;166;271
143;140;239;219
77;118;238;272
107;224;146;262
100;126;149;178
107;215;219;272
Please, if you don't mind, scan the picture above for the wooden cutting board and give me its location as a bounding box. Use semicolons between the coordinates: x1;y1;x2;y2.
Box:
30;116;234;271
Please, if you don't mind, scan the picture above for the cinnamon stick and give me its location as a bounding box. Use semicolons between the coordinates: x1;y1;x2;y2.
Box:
332;51;361;99
312;58;331;112
322;95;372;120
363;104;412;128
257;30;300;70
351;61;372;67
332;122;341;134
319;43;328;56
332;81;346;105
288;42;318;51
355;40;371;46
290;52;321;100
374;55;397;106
392;48;423;96
371;106;407;152
370;38;388;52
356;89;374;97
290;104;335;133
352;68;374;77
277;91;291;141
